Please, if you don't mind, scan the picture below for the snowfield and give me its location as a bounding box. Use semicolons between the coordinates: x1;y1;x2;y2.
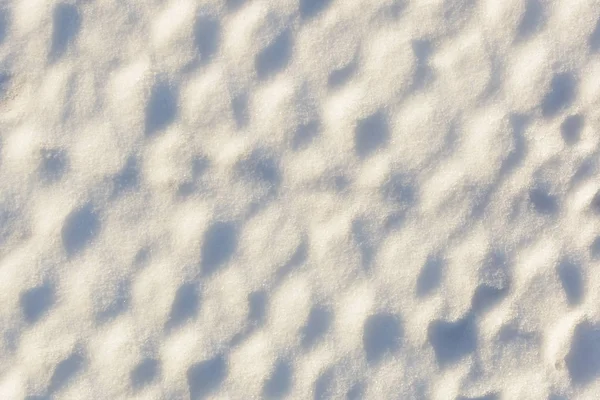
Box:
1;0;600;399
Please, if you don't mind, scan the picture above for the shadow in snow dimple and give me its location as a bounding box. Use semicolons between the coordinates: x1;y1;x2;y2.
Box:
166;282;200;330
113;156;139;196
472;251;511;315
443;0;476;28
201;221;238;276
557;259;583;306
194;16;220;64
590;190;600;215
549;395;568;400
187;354;227;400
541;72;577;118
328;59;357;89
346;382;364;400
239;152;280;186
145;81;178;136
355;111;389;158
495;324;539;356
590;18;600;52
21;283;54;324
471;284;509;315
231;92;249;129
570;158;595;187
256;30;292;80
412;39;433;89
237;151;281;203
301;306;332;349
292;120;320;151
416;255;444;297
352;219;374;270
382;172;416;207
131;358;160;390
62;203;100;257
179;157;210;197
263;359;293;399
50;3;80;61
191;156;209;179
0;10;10;46
313;368;333;400
276;241;308;281
428;315;477;366
499;113;528;175
0;72;9;98
517;0;544;39
226;0;246;10
40;148;68;183
590;236;600;260
560;114;583;145
529;186;558;215
48;352;85;394
456;394;498;400
134;246;151;268
299;0;332;20
96;280;130;323
565;321;600;385
248;290;267;325
363;313;402;364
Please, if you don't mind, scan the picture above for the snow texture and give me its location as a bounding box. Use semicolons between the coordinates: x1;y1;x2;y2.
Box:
1;0;600;399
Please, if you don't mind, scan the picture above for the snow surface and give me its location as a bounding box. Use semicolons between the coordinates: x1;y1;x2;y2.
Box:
1;0;600;399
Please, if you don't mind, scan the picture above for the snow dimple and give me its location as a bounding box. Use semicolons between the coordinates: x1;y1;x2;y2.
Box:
556;259;583;306
472;251;511;315
328;59;357;89
416;255;444;297
262;359;293;399
61;204;100;257
231;92;249;129
313;368;333;400
145;80;178;136
187;354;227;400
131;358;160;390
565;322;600;385
112;156;139;196
517;0;545;39
363;313;403;364
21;283;55;324
529;186;559;215
300;305;332;348
48;352;85;395
456;394;498;400
354;111;389;158
194;16;220;64
428;316;477;366
590;236;600;260
50;3;80;61
292;120;320;151
39;148;68;183
299;0;332;20
248;290;268;325
0;9;9;46
165;282;200;330
541;73;577;118
590;17;600;52
560;114;583;145
201;222;238;276
256;30;293;80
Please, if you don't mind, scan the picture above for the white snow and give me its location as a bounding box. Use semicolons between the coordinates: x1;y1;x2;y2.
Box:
1;0;600;399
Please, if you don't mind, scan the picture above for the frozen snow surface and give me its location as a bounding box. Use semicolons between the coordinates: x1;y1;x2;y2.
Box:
3;0;600;398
